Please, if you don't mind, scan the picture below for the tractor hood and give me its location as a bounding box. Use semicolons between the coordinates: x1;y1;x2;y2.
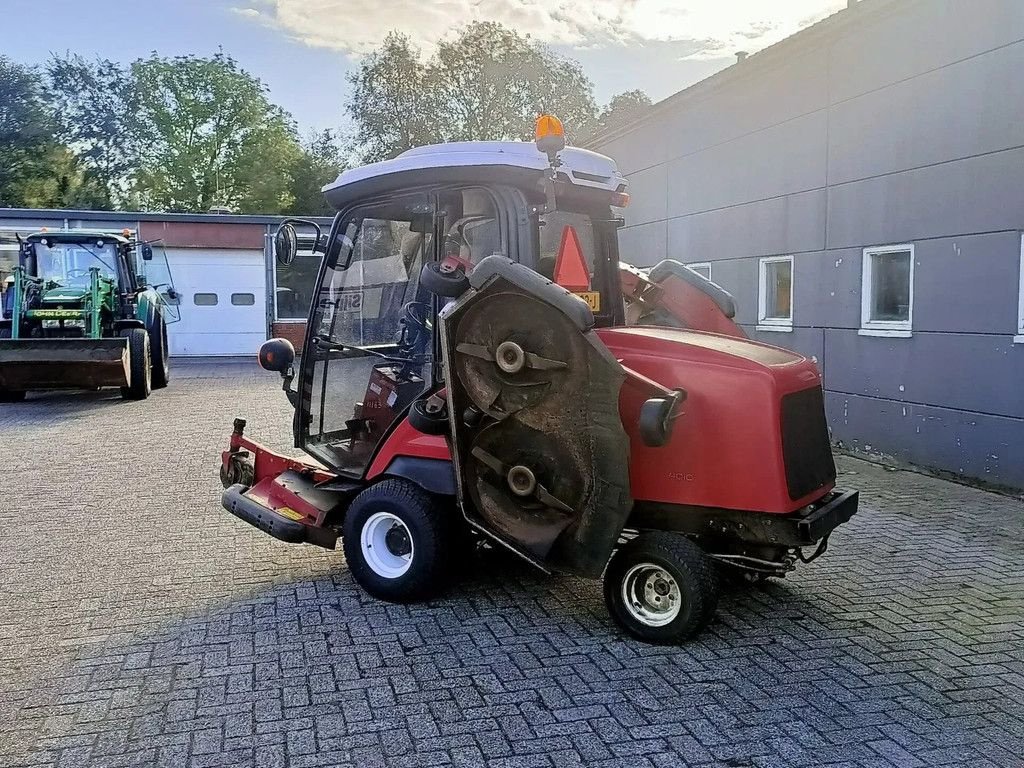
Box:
41;288;89;304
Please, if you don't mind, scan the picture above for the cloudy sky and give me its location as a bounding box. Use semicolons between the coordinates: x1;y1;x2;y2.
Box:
7;0;845;132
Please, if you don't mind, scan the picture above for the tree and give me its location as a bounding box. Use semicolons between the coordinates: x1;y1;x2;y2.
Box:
132;52;302;213
346;33;437;163
428;22;597;144
0;57;58;207
45;54;144;207
346;23;602;162
287;130;346;216
583;90;653;140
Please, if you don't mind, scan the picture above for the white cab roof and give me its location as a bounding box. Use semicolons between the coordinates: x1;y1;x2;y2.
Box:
323;141;627;197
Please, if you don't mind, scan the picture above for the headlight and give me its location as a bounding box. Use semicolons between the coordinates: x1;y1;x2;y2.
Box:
43;319;60;329
64;319;85;329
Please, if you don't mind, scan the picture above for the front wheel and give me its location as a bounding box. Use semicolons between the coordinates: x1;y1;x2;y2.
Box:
151;318;170;389
342;479;456;602
604;532;719;644
120;328;152;400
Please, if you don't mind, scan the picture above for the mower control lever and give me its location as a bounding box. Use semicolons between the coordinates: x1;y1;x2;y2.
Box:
471;447;574;514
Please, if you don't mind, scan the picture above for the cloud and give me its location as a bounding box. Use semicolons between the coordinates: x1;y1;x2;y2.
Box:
236;0;847;59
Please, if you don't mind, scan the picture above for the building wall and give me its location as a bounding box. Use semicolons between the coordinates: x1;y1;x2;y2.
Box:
592;0;1024;489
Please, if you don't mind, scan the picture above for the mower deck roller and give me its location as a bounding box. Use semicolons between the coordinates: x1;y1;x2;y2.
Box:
0;338;130;390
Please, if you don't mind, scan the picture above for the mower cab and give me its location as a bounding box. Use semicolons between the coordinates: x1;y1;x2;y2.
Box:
220;115;857;644
0;229;179;401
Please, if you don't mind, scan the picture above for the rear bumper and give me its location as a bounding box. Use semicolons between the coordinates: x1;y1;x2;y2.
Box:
628;488;859;548
797;489;858;544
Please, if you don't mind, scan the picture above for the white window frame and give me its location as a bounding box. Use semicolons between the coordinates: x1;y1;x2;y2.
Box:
1016;233;1024;343
687;261;712;280
757;255;793;332
860;244;914;338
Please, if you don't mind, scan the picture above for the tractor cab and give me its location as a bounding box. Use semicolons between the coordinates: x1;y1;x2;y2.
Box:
273;121;630;478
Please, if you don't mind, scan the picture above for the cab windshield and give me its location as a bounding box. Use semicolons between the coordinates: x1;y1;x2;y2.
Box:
33;240;118;287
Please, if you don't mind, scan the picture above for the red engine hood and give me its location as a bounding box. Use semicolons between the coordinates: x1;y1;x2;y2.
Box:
596;326;833;514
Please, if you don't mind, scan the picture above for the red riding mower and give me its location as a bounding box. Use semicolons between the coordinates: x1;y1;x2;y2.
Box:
219;116;857;643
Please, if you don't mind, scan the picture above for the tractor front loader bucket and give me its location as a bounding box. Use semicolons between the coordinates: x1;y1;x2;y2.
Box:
0;338;130;391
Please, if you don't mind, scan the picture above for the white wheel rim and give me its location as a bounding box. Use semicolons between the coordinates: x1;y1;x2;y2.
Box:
621;563;682;627
360;512;414;578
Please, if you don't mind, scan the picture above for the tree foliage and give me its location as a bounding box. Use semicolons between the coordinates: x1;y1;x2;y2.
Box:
288;130;346;215
0;57;56;207
346;33;435;163
46;54;144;207
583;89;653;140
132;52;302;213
347;22;611;162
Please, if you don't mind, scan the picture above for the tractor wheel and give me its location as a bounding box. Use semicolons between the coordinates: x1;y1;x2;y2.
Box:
342;478;456;602
151;319;170;390
420;261;470;298
408;397;449;435
604;532;719;644
120;328;152;401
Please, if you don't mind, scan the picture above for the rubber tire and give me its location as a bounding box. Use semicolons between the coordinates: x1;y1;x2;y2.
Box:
120;328;152;401
407;398;449;435
0;327;26;402
342;478;455;602
420;261;470;298
604;532;719;644
150;318;169;389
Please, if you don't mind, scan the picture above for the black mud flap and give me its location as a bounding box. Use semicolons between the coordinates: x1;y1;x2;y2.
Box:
439;256;632;577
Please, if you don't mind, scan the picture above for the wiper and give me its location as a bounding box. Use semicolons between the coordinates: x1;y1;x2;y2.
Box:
77;244;116;274
312;336;428;363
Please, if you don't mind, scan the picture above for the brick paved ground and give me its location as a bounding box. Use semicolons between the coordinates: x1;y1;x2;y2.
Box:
0;361;1022;768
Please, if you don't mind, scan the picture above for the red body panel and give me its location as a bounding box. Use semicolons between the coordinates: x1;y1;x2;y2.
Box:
596;326;832;514
366;417;450;479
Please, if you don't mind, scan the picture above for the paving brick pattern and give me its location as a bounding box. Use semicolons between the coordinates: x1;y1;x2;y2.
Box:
1;361;1022;768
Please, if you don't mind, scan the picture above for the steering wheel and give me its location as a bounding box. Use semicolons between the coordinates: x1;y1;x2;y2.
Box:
397;301;431;356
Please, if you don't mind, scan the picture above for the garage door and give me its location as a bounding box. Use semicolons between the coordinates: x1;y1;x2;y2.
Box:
166;248;267;356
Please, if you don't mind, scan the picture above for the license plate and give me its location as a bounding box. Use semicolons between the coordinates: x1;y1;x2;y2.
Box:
574;291;601;312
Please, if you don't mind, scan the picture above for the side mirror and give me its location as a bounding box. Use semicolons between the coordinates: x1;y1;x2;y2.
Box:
275;224;298;266
258;338;296;374
141;244;154;261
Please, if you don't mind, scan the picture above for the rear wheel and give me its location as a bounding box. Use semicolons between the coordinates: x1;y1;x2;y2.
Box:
604;532;719;644
0;327;26;402
342;479;455;602
120;328;152;401
150;319;169;389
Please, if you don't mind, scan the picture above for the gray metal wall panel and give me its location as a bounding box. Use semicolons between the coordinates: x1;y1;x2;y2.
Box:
824;329;1024;419
825;391;1024;489
618;221;667;268
793;248;862;330
665;111;828;217
622;164;668;227
913;232;1022;335
828;40;1024;185
826;147;1024;249
705;258;758;325
596;122;669;175
828;0;1024;104
662;47;830;162
665;189;826;264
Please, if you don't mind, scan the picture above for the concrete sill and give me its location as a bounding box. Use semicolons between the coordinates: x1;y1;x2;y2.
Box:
1014;335;1024;344
858;328;912;338
756;324;793;333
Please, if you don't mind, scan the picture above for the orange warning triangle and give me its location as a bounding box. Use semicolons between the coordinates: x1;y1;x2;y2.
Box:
552;226;591;292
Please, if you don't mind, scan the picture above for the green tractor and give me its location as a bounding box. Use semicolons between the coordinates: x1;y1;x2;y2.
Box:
0;229;179;402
